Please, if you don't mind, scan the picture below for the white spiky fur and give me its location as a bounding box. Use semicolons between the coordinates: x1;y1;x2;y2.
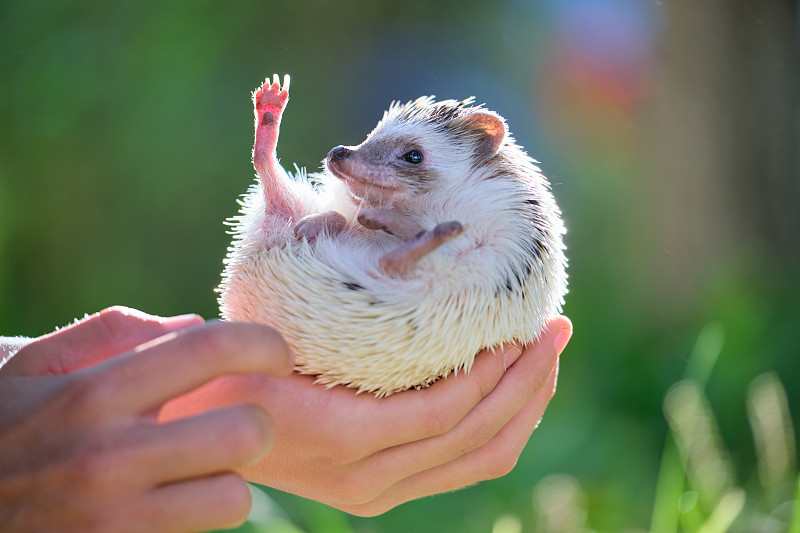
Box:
219;94;568;396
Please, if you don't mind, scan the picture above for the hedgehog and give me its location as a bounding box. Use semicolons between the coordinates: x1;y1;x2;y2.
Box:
218;74;568;396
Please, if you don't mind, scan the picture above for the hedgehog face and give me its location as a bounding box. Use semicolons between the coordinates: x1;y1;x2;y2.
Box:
325;132;432;207
326;101;508;208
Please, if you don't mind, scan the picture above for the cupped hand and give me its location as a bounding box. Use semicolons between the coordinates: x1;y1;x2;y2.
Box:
0;307;293;533
161;315;573;517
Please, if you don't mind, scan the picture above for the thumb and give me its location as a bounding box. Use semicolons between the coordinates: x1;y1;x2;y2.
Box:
3;306;205;376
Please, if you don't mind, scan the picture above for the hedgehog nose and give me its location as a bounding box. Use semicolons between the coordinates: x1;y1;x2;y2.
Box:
329;146;351;160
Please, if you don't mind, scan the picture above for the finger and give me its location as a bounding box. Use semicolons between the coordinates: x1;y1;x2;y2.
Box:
367;343;519;443
140;472;252;533
271;317;569;465
267;342;516;465
359;328;561;490
356;316;572;452
131;404;275;485
83;321;293;415
342;363;560;517
4;307;204;376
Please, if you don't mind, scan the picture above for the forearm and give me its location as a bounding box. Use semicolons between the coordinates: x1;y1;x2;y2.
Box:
0;337;32;369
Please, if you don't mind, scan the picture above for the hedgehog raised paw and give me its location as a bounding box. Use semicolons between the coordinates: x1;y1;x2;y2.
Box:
218;74;568;396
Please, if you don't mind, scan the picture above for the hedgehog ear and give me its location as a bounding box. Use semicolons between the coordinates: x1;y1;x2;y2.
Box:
460;111;507;159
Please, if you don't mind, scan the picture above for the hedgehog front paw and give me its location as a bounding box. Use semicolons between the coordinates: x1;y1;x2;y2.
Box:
357;208;425;241
379;220;465;277
294;211;347;243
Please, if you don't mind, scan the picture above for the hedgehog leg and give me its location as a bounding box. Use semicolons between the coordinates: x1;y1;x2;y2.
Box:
379;221;464;277
252;74;297;219
294;211;347;242
357;208;425;241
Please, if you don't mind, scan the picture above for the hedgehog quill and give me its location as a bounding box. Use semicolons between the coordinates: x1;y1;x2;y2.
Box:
218;74;568;396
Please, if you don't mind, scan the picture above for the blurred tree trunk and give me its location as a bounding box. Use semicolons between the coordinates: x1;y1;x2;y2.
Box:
647;0;798;299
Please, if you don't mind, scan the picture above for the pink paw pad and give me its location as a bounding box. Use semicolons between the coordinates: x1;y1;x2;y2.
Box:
254;74;290;120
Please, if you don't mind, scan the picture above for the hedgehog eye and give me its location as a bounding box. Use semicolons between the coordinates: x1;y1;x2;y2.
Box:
402;150;424;164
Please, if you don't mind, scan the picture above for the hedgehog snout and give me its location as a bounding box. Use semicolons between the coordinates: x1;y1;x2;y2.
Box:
329;145;352;161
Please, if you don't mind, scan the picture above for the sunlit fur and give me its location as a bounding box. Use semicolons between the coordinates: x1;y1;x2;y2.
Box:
219;96;568;396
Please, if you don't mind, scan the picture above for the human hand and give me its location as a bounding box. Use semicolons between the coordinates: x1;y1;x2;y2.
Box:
161;315;573;516
0;307;293;533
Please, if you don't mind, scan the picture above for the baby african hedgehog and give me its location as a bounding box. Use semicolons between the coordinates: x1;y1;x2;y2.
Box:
218;74;568;396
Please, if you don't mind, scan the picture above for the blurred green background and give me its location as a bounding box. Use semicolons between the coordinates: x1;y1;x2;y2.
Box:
1;1;798;532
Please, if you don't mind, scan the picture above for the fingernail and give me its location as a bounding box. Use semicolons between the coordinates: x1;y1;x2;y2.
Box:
161;313;204;330
554;328;573;357
502;345;523;370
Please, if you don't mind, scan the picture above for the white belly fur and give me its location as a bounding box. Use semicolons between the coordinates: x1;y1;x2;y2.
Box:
219;180;566;396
